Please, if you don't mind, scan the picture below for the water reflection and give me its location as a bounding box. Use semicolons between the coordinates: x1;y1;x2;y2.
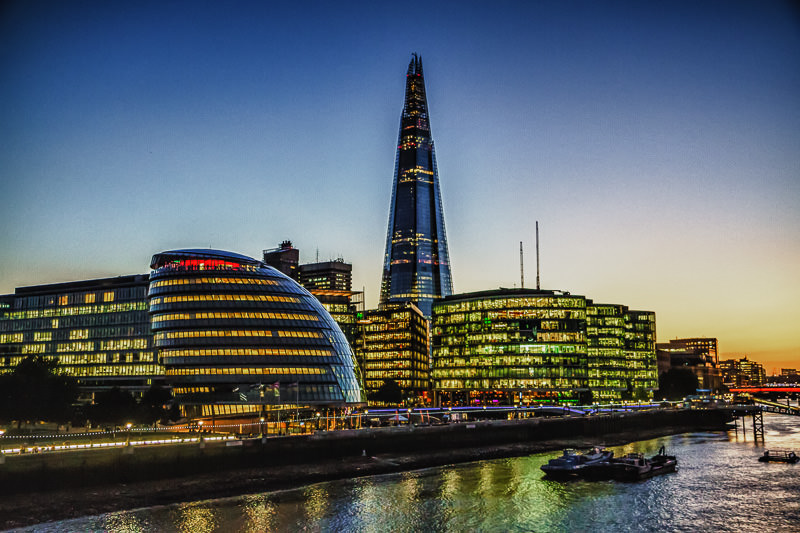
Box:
26;415;800;532
175;501;218;533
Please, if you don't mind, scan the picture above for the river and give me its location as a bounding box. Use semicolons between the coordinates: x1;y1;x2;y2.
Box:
20;413;800;532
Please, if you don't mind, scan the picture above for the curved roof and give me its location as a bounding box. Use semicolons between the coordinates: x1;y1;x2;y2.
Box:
150;249;261;269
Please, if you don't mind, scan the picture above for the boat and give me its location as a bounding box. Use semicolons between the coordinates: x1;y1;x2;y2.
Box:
583;446;677;481
758;450;799;463
541;447;614;478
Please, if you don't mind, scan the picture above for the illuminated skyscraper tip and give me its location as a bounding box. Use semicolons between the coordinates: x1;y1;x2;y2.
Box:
380;54;453;317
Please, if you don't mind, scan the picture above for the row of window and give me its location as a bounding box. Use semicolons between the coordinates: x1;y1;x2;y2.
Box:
434;355;586;367
154;329;325;340
166;366;329;376
0;313;149;333
150;276;278;289
151;311;315;324
54;338;150;352
161;348;335;357
149;294;302;305
2;302;147;321
431;367;586;379
13;287;146;310
434;378;586;390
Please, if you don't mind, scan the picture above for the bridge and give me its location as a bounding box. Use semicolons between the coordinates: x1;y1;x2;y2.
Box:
729;384;800;396
723;398;800;441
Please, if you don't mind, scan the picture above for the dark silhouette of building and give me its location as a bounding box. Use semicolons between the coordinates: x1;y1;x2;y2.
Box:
656;337;722;391
380;54;453;317
263;240;299;280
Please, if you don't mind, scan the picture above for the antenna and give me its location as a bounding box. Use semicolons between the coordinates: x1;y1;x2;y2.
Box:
316;247;319;263
536;221;541;290
519;241;524;288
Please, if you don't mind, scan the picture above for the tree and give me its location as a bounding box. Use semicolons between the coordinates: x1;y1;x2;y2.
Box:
371;379;403;405
136;384;173;425
90;387;137;426
657;368;699;400
0;356;79;427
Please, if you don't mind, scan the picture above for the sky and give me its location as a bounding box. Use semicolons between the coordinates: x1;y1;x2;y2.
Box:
1;1;798;372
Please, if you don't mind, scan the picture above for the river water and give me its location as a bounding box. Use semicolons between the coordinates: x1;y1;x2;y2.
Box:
22;413;800;532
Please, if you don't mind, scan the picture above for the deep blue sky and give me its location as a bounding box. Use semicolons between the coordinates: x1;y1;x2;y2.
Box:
1;1;798;368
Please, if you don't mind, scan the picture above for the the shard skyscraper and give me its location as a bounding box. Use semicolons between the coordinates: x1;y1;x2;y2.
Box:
380;54;453;317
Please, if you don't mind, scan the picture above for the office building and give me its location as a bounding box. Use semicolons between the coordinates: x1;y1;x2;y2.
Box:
623;309;660;396
719;357;766;387
354;302;430;403
380;54;453;317
585;303;628;402
0;275;162;395
431;289;590;405
263;240;299;280
657;337;722;391
298;259;352;292
148;249;364;418
430;289;658;405
298;258;362;349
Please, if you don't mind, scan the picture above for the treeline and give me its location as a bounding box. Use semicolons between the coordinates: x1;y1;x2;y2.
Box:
0;356;178;430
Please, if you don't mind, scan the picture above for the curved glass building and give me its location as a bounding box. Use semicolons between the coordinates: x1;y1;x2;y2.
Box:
148;249;363;417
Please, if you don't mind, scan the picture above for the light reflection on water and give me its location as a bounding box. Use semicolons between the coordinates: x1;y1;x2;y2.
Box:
25;415;800;533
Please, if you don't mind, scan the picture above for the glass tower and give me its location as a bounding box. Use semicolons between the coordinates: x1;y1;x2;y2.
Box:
380;54;453;317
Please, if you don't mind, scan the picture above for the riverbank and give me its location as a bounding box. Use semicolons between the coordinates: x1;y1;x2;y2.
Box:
0;409;732;529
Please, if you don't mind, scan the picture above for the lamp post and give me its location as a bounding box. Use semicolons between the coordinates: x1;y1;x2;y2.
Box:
259;417;265;438
125;422;132;446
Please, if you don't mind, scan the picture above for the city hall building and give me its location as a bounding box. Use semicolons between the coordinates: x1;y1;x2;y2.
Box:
148;249;364;418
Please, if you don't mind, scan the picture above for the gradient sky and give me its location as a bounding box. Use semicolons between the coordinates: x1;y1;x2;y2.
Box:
2;1;798;372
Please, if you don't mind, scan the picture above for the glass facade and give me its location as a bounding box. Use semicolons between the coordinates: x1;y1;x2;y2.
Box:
148;249;363;417
623;310;659;396
0;275;161;394
380;54;453;317
354;302;430;400
432;289;658;404
432;289;589;405
586;303;628;402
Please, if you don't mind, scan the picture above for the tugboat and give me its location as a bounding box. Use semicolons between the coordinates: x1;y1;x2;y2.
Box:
541;447;614;478
583;446;677;481
758;450;799;463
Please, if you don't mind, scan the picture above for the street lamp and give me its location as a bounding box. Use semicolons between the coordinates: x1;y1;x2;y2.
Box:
259;417;265;438
125;422;132;446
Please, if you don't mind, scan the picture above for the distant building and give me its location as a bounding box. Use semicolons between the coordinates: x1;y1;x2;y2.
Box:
148;249;364;419
780;368;798;383
719;357;766;387
355;302;430;402
0;275;162;396
298;259;352;292
297;258;362;351
656;337;722;391
263;240;299;280
380;54;453;317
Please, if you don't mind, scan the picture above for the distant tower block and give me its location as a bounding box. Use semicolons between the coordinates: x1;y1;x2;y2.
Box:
380;54;453;317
